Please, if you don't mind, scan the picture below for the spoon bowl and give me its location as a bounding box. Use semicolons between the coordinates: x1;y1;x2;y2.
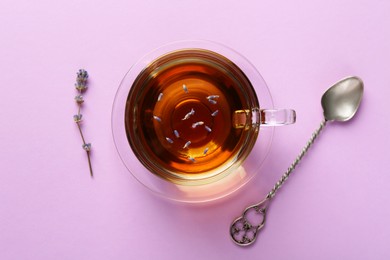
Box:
321;76;364;122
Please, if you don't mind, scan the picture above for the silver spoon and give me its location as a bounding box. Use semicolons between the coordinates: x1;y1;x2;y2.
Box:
230;76;364;246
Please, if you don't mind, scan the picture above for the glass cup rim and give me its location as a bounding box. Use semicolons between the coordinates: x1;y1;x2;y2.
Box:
112;40;275;203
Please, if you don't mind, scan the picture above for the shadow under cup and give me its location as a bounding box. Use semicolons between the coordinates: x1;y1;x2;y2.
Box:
125;49;260;185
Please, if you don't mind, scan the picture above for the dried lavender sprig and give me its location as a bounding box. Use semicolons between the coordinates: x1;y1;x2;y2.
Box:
74;69;93;177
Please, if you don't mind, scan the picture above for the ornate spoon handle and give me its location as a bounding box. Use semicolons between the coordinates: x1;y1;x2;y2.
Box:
230;119;327;246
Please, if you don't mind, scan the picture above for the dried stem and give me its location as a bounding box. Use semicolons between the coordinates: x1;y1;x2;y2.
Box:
76;122;86;143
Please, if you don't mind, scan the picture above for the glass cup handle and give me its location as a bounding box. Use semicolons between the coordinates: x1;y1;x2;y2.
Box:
233;109;296;129
260;109;296;126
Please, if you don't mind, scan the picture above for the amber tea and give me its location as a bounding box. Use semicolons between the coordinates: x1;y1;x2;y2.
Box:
125;49;260;184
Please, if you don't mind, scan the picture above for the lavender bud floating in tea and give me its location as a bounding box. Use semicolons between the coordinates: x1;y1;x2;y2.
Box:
73;69;93;177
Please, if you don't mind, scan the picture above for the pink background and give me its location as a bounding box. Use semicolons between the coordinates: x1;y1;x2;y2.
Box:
1;0;389;259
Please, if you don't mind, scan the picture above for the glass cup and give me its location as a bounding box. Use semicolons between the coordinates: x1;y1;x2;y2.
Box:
112;40;296;203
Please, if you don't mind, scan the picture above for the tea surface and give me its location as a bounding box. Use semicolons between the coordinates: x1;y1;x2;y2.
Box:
126;50;258;182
